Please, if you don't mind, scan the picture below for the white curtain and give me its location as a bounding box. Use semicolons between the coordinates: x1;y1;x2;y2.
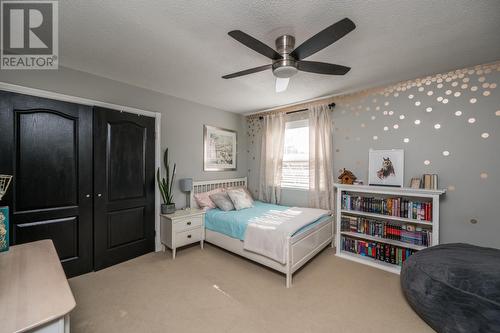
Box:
308;104;334;210
259;113;286;204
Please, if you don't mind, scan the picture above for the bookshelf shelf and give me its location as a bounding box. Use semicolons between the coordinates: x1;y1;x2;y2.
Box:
337;251;401;274
334;184;445;274
341;209;433;225
340;231;427;251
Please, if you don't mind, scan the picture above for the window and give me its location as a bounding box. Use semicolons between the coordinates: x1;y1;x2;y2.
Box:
281;119;309;189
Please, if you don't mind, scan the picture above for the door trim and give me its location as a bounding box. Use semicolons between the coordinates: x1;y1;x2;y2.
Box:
0;82;163;252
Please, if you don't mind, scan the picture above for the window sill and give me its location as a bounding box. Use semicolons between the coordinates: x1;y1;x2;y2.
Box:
281;186;309;192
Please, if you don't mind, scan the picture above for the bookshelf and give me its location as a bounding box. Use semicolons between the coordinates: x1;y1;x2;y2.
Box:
334;184;446;274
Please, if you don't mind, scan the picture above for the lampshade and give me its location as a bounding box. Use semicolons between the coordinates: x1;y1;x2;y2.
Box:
179;178;193;192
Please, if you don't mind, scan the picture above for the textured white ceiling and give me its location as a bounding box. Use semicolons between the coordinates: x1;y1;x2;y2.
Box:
59;0;500;113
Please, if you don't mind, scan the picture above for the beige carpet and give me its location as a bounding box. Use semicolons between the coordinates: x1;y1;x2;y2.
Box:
69;244;433;333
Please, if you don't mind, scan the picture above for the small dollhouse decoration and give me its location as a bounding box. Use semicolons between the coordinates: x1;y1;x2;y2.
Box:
338;168;357;185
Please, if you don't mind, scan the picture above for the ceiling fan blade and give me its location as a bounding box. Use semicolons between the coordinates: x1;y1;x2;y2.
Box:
228;30;282;60
297;61;350;75
222;64;272;79
275;77;289;93
290;18;356;60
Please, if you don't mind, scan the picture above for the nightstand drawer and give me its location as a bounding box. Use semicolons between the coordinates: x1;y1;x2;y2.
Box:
175;215;203;232
175;227;202;247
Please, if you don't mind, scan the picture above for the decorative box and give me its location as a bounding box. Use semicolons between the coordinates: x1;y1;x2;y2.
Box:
0;206;9;252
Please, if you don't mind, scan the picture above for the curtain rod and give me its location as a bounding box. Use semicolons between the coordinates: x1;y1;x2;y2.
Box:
258;102;335;119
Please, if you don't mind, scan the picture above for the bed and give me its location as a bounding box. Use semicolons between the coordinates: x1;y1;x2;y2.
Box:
190;177;334;287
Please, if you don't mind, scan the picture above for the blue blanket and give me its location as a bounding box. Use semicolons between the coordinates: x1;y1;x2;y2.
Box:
205;201;330;240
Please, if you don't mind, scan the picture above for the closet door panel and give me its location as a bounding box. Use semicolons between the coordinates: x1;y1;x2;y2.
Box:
0;91;93;277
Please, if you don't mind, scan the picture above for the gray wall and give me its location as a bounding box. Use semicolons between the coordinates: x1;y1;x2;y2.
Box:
0;66;248;208
248;61;500;249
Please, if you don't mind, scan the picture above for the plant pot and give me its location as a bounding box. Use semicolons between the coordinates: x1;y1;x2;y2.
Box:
161;203;176;214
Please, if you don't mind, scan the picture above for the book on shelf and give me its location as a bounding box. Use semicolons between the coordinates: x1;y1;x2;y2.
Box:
341;216;432;246
341;236;416;267
423;174;438;190
341;194;432;221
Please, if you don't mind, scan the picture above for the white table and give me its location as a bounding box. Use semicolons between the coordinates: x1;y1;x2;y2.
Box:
0;240;75;333
160;208;205;259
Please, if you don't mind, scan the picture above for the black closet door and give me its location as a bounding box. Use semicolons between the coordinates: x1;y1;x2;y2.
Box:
93;107;155;270
0;91;93;277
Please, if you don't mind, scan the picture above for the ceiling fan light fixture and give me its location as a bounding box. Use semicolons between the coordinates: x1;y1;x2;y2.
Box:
275;77;289;93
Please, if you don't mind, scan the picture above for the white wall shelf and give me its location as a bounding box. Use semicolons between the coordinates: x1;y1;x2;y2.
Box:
334;184;445;274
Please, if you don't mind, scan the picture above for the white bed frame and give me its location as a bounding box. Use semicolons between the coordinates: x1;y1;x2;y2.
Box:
190;177;334;288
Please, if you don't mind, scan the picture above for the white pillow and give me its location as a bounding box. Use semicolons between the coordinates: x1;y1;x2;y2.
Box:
227;188;254;210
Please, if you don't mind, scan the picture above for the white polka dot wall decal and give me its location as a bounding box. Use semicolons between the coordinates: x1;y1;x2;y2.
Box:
445;90;452;95
454;92;461;97
445;77;452;82
434;123;441;129
371;116;376;120
482;83;490;88
468;117;476;124
403;138;410;143
373;135;378;140
496;110;500;116
383;111;388;115
361;123;366;128
414;119;421;125
394;93;399;97
408;94;414;99
478;76;485;82
483;91;490;96
383;126;389;131
470;98;477;104
384;102;389;106
376;106;380;111
471;86;478;91
442;151;450;156
418;87;424;92
426;107;432;113
424;160;431;165
393;124;399;129
425;81;431;85
452;81;458;87
437;78;443;83
481;132;489;139
455;111;462;116
448;185;456;191
373;98;377;103
480;172;488;179
468;70;474;75
415;101;421;106
427;91;433;96
389;111;394;115
490;83;497;89
437;83;443;88
437;96;443;102
400;115;405;119
442;99;449;104
461;84;468;89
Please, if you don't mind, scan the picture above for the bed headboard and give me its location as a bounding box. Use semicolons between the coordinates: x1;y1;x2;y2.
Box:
190;177;247;208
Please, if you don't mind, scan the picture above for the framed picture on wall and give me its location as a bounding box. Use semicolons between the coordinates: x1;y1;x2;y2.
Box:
203;125;237;171
368;149;404;187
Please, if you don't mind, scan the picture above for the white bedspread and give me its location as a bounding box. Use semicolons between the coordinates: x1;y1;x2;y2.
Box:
243;207;330;264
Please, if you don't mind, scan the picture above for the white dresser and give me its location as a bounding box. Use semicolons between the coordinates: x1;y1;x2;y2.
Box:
0;240;75;333
160;208;205;259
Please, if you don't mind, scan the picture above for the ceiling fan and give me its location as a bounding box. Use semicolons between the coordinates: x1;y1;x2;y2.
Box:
222;18;356;93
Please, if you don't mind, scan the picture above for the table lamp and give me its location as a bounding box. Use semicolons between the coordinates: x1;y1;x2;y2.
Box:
179;178;193;209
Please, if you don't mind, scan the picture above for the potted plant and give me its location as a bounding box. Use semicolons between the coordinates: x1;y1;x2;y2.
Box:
157;148;177;214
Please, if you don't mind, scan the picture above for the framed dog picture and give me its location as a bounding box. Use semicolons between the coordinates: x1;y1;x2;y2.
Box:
368;149;404;187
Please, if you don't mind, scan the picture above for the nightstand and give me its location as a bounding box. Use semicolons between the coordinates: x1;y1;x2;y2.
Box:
160;208;205;259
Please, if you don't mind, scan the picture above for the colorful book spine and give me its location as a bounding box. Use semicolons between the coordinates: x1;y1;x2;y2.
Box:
341;236;417;266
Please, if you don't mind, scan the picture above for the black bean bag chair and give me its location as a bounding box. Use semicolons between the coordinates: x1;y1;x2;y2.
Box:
401;243;500;333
